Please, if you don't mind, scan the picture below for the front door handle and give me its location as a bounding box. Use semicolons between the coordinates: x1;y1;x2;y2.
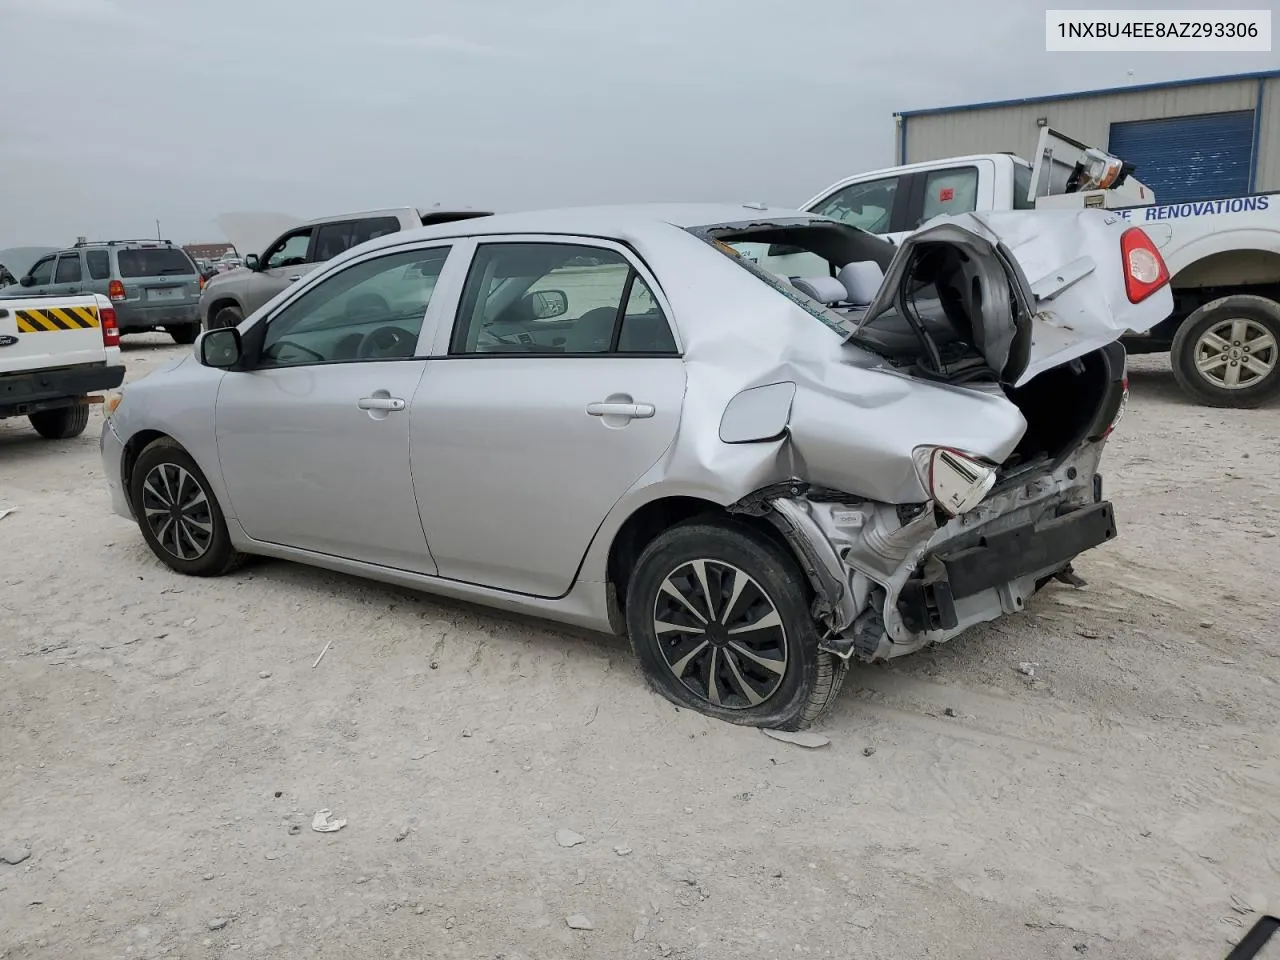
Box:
288;275;302;282
586;401;654;419
357;396;406;411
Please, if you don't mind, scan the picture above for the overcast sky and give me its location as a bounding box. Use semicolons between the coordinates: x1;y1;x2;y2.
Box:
0;0;1274;248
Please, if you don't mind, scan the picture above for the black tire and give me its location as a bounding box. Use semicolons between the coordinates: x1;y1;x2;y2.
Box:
129;438;244;577
625;519;847;730
1170;295;1280;408
212;306;243;330
28;402;90;440
167;323;200;345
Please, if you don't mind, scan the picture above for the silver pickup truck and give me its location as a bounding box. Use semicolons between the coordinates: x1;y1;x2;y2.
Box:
199;206;492;329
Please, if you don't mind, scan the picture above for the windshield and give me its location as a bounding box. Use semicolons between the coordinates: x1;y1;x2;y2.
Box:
116;248;196;278
687;219;895;337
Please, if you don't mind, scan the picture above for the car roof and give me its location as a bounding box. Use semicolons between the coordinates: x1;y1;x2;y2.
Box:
300;206;492;227
68;239;181;250
356;202;818;251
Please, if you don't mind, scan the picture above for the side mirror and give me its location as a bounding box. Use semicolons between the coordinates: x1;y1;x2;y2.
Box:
19;275;35;287
197;327;243;368
243;254;260;271
527;289;567;320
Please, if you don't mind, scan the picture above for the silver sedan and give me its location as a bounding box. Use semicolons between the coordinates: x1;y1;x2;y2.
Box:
101;203;1172;729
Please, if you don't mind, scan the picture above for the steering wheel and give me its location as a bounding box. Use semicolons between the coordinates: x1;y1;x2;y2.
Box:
358;325;416;359
476;327;532;351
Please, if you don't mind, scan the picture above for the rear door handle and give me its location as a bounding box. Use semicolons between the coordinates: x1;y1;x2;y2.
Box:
357;396;406;411
288;275;302;282
586;401;654;419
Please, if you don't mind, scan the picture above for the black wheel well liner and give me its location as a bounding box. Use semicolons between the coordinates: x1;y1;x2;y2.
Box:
604;495;799;632
206;297;241;323
120;429;175;514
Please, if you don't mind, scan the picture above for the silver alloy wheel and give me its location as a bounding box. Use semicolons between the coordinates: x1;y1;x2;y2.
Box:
652;559;788;709
1193;318;1278;390
141;462;214;561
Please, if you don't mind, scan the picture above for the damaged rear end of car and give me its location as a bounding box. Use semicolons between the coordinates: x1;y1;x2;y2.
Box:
695;208;1172;663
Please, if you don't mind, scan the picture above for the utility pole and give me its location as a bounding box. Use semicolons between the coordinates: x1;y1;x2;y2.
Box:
156;219;161;241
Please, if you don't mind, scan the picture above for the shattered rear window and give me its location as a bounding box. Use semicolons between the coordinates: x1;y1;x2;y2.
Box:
685;219;894;337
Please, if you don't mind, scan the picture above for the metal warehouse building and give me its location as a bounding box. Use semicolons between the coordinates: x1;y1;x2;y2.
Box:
894;70;1279;203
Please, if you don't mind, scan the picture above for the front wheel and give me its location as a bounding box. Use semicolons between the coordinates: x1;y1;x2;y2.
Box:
129;438;244;576
212;306;243;330
1170;295;1280;408
29;402;90;439
167;323;200;345
625;520;846;730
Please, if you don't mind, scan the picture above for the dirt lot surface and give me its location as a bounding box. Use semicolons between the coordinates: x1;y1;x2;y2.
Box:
2;337;1278;960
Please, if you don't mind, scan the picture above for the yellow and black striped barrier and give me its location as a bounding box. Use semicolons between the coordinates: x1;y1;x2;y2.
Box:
15;305;100;333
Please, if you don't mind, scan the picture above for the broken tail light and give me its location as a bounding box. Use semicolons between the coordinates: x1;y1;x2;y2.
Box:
101;306;120;348
912;446;998;518
1101;375;1129;440
1120;228;1169;304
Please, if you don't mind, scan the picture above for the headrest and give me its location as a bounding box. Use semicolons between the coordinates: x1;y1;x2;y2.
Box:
790;275;848;305
837;261;885;305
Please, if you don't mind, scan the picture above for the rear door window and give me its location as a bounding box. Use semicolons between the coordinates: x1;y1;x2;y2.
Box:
312;217;402;262
915;166;981;226
54;254;83;283
85;249;111;279
117;248;196;278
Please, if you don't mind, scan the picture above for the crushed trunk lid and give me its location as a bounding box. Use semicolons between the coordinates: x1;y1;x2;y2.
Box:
852;209;1171;387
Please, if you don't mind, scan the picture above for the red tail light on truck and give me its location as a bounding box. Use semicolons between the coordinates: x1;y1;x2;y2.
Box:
1120;228;1169;304
101;306;120;348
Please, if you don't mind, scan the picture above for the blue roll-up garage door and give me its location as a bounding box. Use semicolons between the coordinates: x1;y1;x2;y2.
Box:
1108;110;1255;203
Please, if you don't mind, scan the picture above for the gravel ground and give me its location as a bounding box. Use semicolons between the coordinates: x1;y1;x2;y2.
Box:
2;338;1278;960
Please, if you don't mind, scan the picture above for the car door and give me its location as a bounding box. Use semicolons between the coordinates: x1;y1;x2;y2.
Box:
49;253;85;296
213;241;459;572
410;237;687;598
242;226;317;316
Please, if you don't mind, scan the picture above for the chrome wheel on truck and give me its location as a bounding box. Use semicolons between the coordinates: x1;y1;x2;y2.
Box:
1171;295;1280;408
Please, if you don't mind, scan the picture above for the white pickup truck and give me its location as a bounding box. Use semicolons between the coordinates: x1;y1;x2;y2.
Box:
752;128;1279;408
0;293;125;439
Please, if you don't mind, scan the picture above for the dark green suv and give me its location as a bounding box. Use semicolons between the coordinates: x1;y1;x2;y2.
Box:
0;239;202;343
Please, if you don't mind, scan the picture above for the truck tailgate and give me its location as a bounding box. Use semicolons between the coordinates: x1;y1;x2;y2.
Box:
0;295;107;376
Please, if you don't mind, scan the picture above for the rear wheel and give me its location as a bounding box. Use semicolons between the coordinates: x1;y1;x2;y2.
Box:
129;438;244;576
625;520;846;730
1170;295;1280;408
29;402;90;440
212;306;242;330
167;323;200;345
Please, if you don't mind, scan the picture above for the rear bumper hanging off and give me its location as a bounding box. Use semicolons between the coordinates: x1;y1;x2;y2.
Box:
896;500;1117;633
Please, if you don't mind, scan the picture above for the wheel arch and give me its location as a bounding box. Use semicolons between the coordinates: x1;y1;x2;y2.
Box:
204;295;243;325
119;430;176;515
1166;233;1280;290
602;493;801;633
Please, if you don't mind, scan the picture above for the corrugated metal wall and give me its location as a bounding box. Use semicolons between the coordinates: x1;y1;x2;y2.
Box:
900;77;1279;194
1260;77;1280;191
